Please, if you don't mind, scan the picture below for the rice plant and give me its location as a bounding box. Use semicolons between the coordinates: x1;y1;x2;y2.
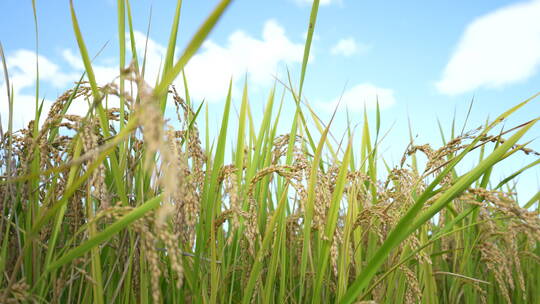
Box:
0;0;539;303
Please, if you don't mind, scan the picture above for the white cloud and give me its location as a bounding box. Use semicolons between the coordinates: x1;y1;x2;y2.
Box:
56;31;167;115
1;21;305;128
0;32;167;129
62;49;85;70
0;94;55;130
0;49;81;129
319;83;396;112
62;22;303;104
61;29;168;87
330;37;369;56
437;0;540;95
7;49;79;91
177;19;305;102
62;49;122;86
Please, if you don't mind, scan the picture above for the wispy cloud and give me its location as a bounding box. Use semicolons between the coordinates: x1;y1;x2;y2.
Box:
1;20;306;127
437;0;540;95
62;49;85;70
319;83;396;112
0;49;80;129
55;31;167;117
177;19;305;102
7;49;79;91
330;37;369;56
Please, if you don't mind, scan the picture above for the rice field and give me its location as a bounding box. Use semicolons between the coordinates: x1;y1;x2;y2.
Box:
0;0;539;303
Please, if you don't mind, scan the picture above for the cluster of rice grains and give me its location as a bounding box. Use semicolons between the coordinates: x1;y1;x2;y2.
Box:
0;68;539;303
0;71;190;302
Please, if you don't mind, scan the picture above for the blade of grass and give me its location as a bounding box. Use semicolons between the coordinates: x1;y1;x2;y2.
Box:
47;195;162;270
159;0;183;112
494;158;540;190
524;190;540;209
297;0;319;99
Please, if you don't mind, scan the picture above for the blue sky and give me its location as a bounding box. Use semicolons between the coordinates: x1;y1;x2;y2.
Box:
1;0;539;201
